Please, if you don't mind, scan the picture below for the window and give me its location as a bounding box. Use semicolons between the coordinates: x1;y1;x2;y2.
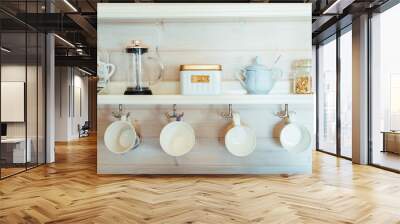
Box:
317;37;337;155
317;27;353;159
370;3;400;171
340;30;352;158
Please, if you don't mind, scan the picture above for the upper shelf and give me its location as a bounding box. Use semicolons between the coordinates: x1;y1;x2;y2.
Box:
98;81;313;105
98;94;313;105
97;3;311;23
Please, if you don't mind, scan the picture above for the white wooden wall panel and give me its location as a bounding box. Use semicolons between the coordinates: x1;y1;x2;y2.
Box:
97;3;313;174
98;21;311;83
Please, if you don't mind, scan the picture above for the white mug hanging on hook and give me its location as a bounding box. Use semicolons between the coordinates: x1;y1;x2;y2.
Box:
278;111;311;153
104;113;140;154
160;106;195;157
224;113;257;157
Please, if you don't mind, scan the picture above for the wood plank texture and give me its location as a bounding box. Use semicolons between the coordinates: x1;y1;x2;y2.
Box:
98;138;312;174
1;135;400;223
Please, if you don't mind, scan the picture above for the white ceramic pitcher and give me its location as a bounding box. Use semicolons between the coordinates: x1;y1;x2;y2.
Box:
97;58;115;88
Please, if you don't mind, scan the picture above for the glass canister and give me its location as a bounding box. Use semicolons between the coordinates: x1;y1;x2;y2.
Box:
293;59;312;94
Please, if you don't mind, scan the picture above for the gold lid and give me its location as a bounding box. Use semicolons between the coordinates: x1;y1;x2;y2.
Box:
293;59;312;68
180;64;222;71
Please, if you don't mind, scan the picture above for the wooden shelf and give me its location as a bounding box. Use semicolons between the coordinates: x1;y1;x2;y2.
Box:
98;94;313;105
97;3;311;22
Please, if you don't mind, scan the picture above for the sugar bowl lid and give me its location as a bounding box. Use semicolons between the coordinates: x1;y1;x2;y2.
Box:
245;56;268;71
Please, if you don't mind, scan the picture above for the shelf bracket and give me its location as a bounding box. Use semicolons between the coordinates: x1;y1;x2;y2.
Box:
221;104;233;120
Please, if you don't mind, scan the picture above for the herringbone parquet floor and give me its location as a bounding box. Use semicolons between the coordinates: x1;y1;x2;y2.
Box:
1;135;400;224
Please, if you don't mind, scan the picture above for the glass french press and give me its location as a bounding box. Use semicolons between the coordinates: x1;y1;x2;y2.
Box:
124;40;163;95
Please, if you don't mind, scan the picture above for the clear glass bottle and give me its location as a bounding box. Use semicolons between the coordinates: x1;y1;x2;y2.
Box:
293;59;312;94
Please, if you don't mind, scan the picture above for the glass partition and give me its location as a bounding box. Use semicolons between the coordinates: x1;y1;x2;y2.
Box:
1;30;28;178
0;1;46;179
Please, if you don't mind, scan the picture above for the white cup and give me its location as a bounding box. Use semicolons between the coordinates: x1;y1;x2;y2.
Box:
278;115;311;153
97;60;115;88
224;113;257;157
104;115;139;154
160;121;195;157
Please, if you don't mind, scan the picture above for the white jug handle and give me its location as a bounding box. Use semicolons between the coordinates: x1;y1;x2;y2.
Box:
146;47;164;86
232;113;241;127
106;64;116;80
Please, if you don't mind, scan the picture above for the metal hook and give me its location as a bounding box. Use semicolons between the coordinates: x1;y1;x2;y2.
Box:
119;104;123;114
275;104;294;119
165;104;184;121
112;104;123;119
112;104;130;119
221;104;233;120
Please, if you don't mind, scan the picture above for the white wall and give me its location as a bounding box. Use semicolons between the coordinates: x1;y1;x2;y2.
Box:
54;67;89;141
55;67;69;141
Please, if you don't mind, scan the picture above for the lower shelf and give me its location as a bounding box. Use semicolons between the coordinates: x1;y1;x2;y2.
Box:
98;137;312;174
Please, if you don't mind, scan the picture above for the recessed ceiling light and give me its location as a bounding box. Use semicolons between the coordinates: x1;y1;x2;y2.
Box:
63;0;78;12
322;0;354;15
54;34;75;48
78;67;93;76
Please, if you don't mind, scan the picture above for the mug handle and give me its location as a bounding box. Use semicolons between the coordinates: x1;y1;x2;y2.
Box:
235;70;247;90
232;113;241;127
132;133;142;150
287;112;296;123
106;64;116;80
120;112;130;122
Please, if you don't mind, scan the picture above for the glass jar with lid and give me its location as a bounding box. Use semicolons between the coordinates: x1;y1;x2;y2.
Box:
293;59;312;94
